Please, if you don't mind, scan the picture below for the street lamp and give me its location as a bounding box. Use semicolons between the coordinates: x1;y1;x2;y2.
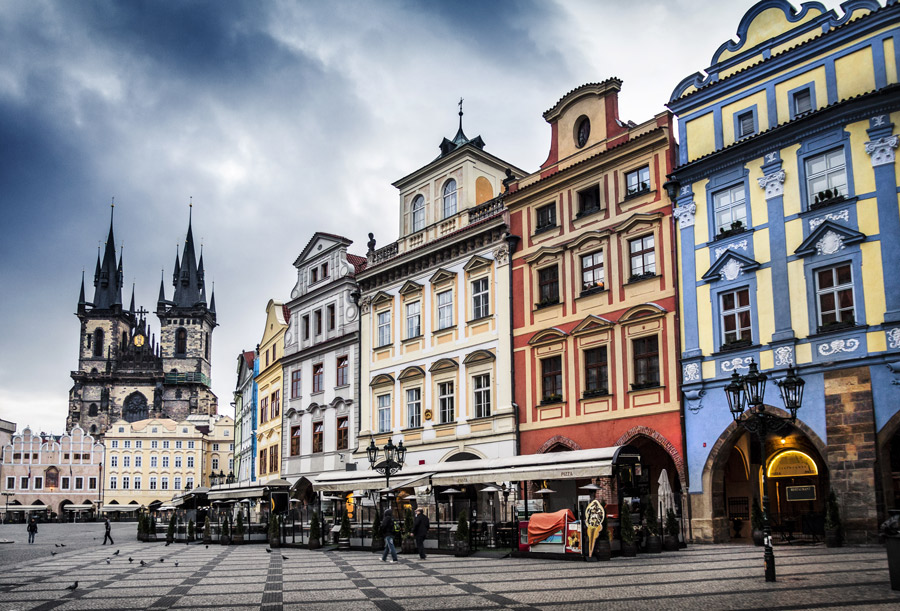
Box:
724;360;805;582
1;492;14;524
366;436;406;509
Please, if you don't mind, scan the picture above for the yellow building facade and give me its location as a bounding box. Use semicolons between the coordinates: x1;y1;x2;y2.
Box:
255;300;288;484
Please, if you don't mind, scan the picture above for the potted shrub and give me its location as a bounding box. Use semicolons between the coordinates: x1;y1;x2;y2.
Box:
188;519;195;542
308;510;321;550
203;516;212;544
268;514;281;548
233;512;245;544
751;499;764;546
149;516;157;541
664;508;679;551
338;510;351;550
370;508;384;552
401;507;416;554
644;503;662;553
166;514;176;544
220;514;232;545
595;502;611;561
137;514;146;542
620;502;637;557
454;513;470;556
825;491;843;548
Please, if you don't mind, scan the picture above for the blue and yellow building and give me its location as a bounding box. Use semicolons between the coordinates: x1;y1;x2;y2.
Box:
668;0;900;543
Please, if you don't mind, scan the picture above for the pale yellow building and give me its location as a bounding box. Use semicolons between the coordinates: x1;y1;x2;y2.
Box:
255;300;288;484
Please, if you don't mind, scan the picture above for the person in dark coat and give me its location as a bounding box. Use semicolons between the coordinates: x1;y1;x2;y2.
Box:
102;517;114;545
380;508;398;562
27;518;38;544
413;508;430;559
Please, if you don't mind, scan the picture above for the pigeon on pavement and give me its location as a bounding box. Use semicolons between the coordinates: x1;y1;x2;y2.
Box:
128;557;133;563
55;544;60;548
106;558;111;564
159;558;165;563
60;544;66;547
65;581;78;591
140;560;146;567
174;561;179;567
113;550;120;556
165;541;170;547
51;552;57;556
281;555;288;560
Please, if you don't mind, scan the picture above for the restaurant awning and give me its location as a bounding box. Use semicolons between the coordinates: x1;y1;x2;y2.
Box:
63;504;94;510
311;446;633;492
101;505;141;512
3;505;52;511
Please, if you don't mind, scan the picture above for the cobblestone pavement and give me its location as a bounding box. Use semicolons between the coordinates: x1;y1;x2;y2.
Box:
0;529;897;610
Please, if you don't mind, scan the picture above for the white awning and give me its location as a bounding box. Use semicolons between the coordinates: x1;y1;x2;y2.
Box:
207;486;266;501
158;506;176;511
313;472;433;493
101;505;140;512
3;505;51;511
63;504;94;510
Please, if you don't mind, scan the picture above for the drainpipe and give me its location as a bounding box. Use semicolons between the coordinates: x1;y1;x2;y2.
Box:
350;288;362;462
504;232;521;458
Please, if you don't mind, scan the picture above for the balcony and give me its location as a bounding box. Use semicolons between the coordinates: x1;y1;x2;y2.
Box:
467;198;504;224
164;372;211;387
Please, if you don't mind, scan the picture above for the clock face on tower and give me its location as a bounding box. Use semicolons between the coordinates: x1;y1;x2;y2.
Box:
133;334;145;348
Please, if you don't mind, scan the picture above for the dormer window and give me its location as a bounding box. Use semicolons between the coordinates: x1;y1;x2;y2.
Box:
442;179;458;218
576;116;590;148
412;195;425;232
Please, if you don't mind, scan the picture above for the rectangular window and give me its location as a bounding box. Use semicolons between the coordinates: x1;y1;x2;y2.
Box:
174;477;181;490
259;448;267;475
577;184;601;215
150;456;157;468
161;477;168;490
538;266;559;305
122;476;130;490
61;476;70;490
584;347;608;395
310;267;318;284
135;440;142;449
212;456;219;470
625;166;651;196
473;374;491;418
124;440;130;449
328;304;336;331
542;356;563;401
186;477;194;490
272;390;280;417
437;290;453;329
290;426;301;456
163;441;170;449
260;397;268;423
162;456;169;468
109;477;116;490
336;356;348;386
269;445;278;473
714;184;747;233
377;311;391;347
721;288;752;345
816;264;855;328
110;456;118;467
633;336;660;388
6;476;13;490
111;440;118;449
737;110;755;138
806;148;847;206
133;477;141;490
291;370;302;399
581;252;604;292
629;235;656;278
175;440;182;449
377;394;391;433
406;301;421;338
134;456;142;467
337;417;349;450
536;203;556;231
123;456;130;467
472;277;489;319
793;88;812;116
151;440;158;449
188;441;195;449
312;423;324;453
265;349;269;368
302;315;310;340
406;387;421;429
315;310;323;335
174;456;182;468
34;477;43;490
321;262;328;279
187;456;194;468
313;363;324;393
89;477;97;490
439;381;455;424
149;477;157;490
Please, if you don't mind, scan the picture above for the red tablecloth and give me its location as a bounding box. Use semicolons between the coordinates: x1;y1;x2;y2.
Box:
527;509;575;545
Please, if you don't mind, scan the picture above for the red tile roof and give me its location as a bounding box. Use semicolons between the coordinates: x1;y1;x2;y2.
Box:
282;304;291;323
347;253;368;274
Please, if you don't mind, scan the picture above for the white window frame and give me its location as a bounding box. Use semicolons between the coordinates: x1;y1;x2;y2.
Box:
805;148;847;206
162;456;169;468
720;288;752;345
406;301;421;339
109;476;117;490
439;381;455;424
150;477;157;490
472;277;489;320
437;290;453;329
412;195;425;232
377;310;391;348
377;394;391;433
815;263;855;327
713;184;747;232
625;166;651;196
406;387;421;429
110;456;118;467
473;374;491;419
161;477;169;490
442;179;457;218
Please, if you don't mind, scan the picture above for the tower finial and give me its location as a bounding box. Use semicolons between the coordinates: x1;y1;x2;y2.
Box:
458;97;464;130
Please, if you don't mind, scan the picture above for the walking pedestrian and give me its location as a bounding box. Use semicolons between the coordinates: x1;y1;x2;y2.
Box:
27;517;38;544
413;507;430;559
102;517;114;545
380;508;398;563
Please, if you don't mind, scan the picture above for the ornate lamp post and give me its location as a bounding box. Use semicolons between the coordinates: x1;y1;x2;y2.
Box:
366;437;406;510
724;360;805;582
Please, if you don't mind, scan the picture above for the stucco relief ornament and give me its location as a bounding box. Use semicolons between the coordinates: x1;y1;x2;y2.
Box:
720;258;743;281
714;240;748;258
673;202;696;228
683;362;700;382
809;209;850;230
774;346;794;367
887;327;900;350
815;230;844;256
756;169;786;199
721;357;753;373
865;135;899;167
818;338;860;356
358;295;372;314
492;244;509;265
684;389;705;414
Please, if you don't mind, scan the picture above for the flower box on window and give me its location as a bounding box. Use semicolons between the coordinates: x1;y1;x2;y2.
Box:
628;271;656;284
535;297;560;310
816;316;856;334
535;222;557;235
625;183;650;199
630;381;659;391
580;281;606;296
810;189;846;211
715;220;746;241
540;394;564;405
582;388;609;399
719;337;753;352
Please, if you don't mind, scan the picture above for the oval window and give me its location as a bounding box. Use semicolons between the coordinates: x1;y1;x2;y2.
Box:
576;117;590;148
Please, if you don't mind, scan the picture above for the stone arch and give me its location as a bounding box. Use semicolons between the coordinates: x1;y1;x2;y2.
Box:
536;435;582;454
615;426;686;487
88;403;98;417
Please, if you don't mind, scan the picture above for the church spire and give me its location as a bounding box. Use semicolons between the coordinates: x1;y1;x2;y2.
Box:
157;270;167;307
209;282;216;314
129;282;136;313
172;199;204;308
91;199;123;310
77;270;87;314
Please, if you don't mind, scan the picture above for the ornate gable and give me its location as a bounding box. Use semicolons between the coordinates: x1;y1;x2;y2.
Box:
399;280;423;296
371;291;393;307
571;314;615;335
794;220;865;258
528;327;569;345
429;268;456;285
462;255;492;272
701;250;761;283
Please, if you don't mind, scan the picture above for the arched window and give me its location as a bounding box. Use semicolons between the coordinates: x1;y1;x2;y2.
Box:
411;195;425;232
92;329;104;357
442;179;457;218
175;328;187;356
90;424;97;434
88;403;98;417
122;331;128;348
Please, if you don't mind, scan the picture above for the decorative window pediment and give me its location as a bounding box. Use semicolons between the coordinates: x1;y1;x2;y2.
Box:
463;255;492;273
524;245;565;265
305;402;321;414
429;358;459;372
794;220;865;258
701;251;760;283
568;230;610;252
571;314;615;335
371;291;393;307
616;211;663;234
369;374;395;387
429;268;456;285
398;366;426;381
528;327;569;346
619;302;668;323
399;280;423;296
462;349;496;365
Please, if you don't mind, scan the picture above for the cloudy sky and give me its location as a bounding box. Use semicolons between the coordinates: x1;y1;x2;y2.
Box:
0;0;846;434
